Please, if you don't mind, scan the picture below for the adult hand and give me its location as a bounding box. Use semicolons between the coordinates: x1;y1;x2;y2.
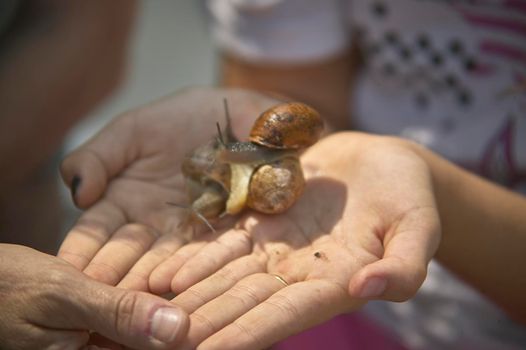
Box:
58;87;279;291
145;132;440;349
0;243;188;350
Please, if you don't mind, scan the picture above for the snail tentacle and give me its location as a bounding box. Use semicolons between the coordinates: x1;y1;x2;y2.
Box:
177;101;323;232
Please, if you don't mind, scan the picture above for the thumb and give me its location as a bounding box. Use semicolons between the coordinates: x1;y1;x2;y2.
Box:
75;278;189;349
61;115;139;208
349;207;441;302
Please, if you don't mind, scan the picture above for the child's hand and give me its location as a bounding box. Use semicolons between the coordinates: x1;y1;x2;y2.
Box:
155;132;441;349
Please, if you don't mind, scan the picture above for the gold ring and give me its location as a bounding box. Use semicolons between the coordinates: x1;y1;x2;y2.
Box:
272;274;289;287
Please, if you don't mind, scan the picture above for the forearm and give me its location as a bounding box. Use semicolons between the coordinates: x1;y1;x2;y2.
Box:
414;144;526;323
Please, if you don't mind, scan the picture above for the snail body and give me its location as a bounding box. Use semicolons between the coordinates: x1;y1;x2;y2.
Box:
217;102;322;164
189;181;227;219
180;101;322;227
217;141;293;164
181;138;229;225
182;138;231;192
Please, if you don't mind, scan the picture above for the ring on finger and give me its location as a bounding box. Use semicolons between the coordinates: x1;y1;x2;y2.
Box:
271;274;289;287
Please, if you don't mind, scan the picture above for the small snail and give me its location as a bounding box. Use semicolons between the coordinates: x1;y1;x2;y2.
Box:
179;100;323;230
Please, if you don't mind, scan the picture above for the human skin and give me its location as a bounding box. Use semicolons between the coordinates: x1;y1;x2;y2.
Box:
220;52;526;324
57;85;526;349
0;2;195;348
0;243;189;350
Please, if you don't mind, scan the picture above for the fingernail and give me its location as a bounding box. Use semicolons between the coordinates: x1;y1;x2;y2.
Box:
71;175;81;204
150;307;183;343
359;277;387;298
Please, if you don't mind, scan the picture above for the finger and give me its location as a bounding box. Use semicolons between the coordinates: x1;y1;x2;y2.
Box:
199;280;353;350
117;233;186;291
58;201;126;270
82;224;159;286
149;240;211;295
349;206;441;301
170;229;253;293
172;255;264;314
73;277;189;350
178;273;287;349
61;115;138;208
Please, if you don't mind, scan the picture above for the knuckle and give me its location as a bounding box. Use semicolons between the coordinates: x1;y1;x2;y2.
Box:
46;268;74;287
114;224;158;253
35;268;81;313
57;250;90;269
152;246;176;260
113;291;139;337
226;284;261;307
265;294;300;322
120;223;159;238
68;221;110;247
44;268;78;298
184;287;208;306
231;320;264;348
215;266;238;285
191;311;217;334
84;261;121;285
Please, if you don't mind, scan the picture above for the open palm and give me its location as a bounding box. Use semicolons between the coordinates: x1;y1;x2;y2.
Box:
58;88;279;289
147;132;441;349
59;88;440;349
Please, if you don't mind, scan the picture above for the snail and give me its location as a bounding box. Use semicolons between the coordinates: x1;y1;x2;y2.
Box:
179;100;323;230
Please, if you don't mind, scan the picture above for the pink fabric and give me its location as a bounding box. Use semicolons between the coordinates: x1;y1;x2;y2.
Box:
272;312;407;350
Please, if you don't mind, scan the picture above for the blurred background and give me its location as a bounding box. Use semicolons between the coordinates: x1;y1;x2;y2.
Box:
64;1;214;151
60;0;215;235
0;0;215;253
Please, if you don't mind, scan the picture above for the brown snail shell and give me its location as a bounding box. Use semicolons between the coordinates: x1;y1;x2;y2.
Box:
178;101;321;233
249;102;323;150
247;156;305;214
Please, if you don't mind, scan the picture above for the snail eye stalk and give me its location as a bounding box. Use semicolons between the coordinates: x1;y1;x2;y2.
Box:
222;98;237;143
216;122;225;146
223;98;231;125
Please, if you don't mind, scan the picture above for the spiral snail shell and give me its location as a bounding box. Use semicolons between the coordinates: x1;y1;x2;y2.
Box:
180;101;322;229
247;156;305;214
249;102;323;150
